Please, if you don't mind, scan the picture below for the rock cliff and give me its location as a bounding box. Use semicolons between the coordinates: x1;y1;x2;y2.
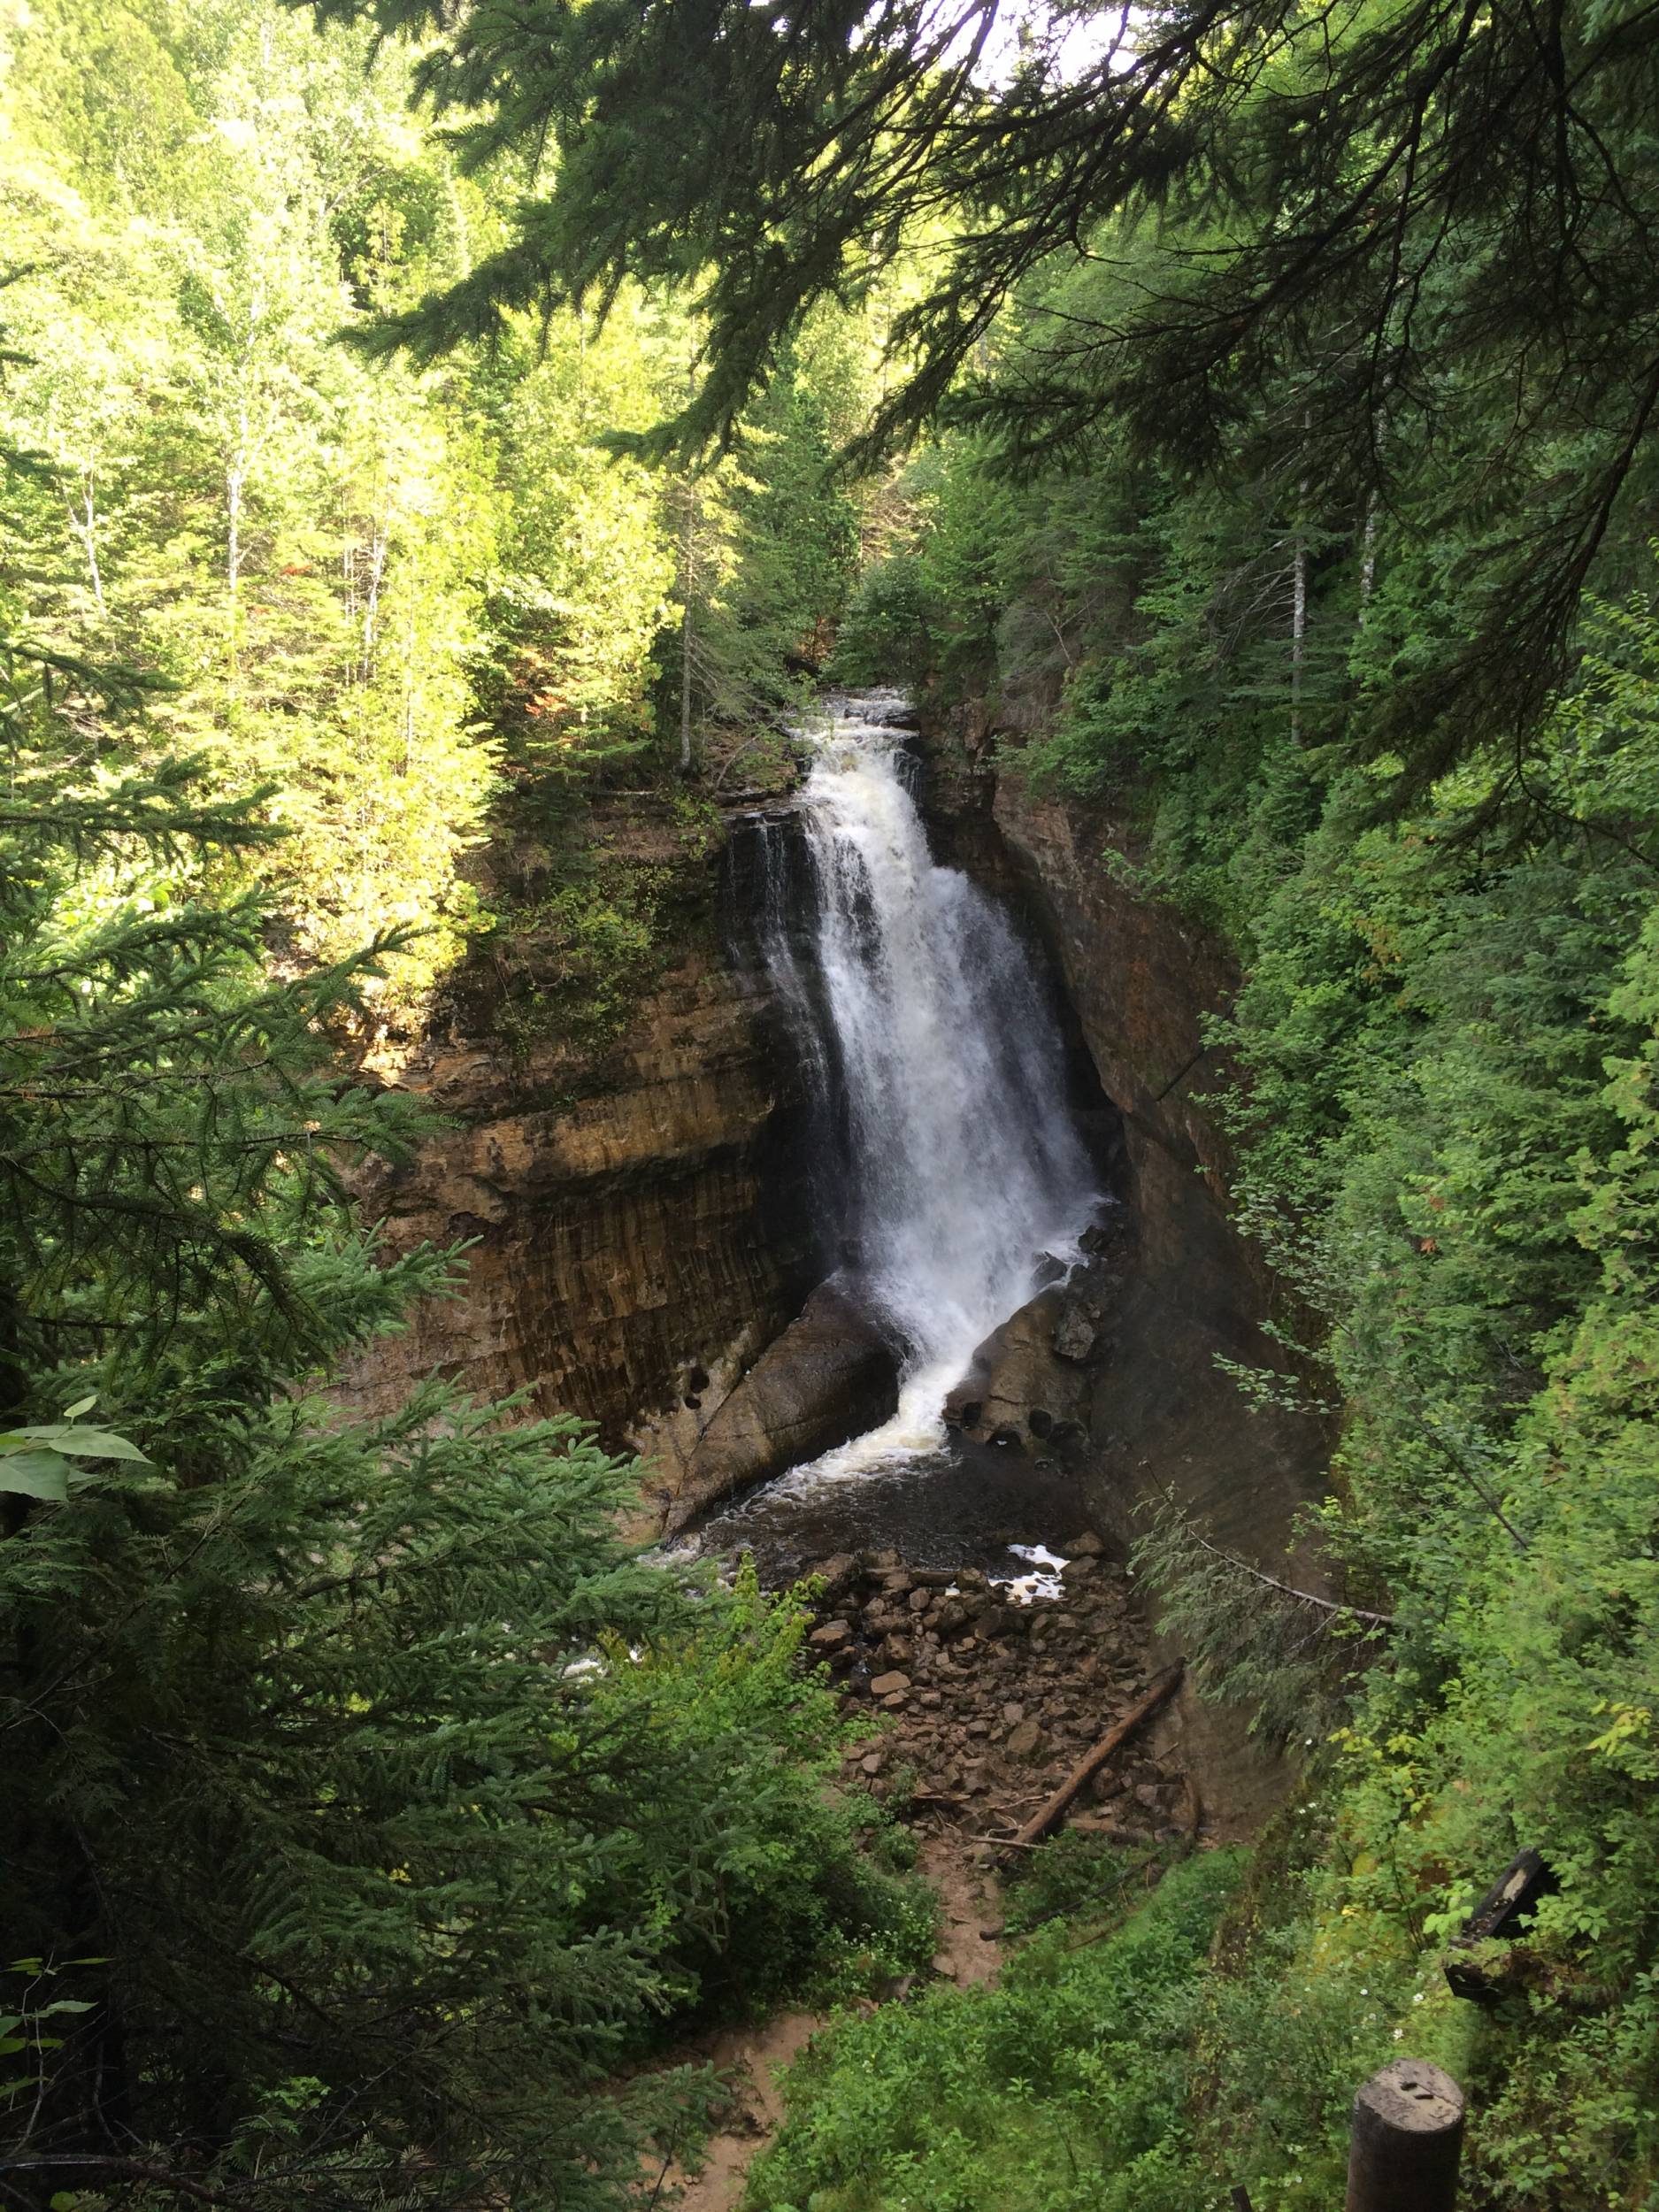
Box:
916;699;1332;1822
345;711;1328;1682
339;788;832;1518
916;700;1327;1555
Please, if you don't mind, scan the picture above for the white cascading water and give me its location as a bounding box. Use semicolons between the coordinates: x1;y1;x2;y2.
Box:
764;691;1100;1477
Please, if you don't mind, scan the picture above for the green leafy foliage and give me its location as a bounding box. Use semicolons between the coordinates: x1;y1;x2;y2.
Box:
746;1848;1247;2212
0;0;874;1019
0;209;899;2205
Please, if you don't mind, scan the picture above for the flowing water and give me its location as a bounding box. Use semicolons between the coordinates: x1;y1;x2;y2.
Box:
701;692;1104;1574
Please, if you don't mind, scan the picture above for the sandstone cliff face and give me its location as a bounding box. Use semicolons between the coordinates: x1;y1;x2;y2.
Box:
918;701;1327;1549
917;701;1331;1821
339;792;826;1518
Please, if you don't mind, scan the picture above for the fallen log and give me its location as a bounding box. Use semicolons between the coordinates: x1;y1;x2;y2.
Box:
1005;1661;1186;1852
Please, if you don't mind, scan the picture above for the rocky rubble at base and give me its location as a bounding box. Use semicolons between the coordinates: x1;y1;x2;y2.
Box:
801;1540;1197;1851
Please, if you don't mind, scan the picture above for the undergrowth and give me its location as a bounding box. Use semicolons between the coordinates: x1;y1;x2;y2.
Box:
743;1845;1247;2212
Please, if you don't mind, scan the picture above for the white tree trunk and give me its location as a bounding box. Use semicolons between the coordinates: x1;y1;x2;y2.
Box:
678;479;696;774
66;478;104;614
1291;533;1307;746
1358;493;1379;627
1291;413;1310;745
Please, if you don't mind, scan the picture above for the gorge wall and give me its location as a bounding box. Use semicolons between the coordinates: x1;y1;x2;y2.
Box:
914;696;1332;1823
915;699;1329;1564
338;786;828;1522
346;712;1327;1614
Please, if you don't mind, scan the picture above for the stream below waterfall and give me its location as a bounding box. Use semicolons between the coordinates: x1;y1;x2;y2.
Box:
697;691;1112;1582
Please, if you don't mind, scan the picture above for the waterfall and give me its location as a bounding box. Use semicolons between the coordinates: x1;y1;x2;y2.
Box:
760;691;1100;1475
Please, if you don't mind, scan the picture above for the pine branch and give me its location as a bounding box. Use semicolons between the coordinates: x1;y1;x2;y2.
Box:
1182;1526;1395;1630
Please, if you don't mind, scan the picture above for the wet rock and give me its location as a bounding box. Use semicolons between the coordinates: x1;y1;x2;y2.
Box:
670;1283;900;1525
1053;1307;1099;1363
956;1287;1093;1445
811;1553;863;1601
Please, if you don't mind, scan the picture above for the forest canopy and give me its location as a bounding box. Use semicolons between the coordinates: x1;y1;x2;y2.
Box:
320;0;1659;795
10;0;1659;2207
283;0;1659;2200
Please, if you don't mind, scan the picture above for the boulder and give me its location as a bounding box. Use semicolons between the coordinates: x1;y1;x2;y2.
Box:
949;1287;1091;1447
870;1670;911;1697
1005;1718;1048;1760
1052;1305;1099;1363
811;1552;863;1601
810;1618;854;1649
667;1282;899;1526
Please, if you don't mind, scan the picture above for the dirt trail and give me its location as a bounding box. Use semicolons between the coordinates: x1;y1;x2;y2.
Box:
664;1839;1002;2212
664;2008;819;2212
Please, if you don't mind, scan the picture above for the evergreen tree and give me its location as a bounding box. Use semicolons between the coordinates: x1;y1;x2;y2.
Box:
313;0;1659;785
0;335;915;2212
0;696;910;2212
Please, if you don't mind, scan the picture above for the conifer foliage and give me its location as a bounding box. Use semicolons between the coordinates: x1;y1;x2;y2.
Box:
0;498;904;2212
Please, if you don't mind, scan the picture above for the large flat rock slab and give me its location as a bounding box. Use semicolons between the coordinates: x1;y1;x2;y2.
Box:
665;1282;899;1529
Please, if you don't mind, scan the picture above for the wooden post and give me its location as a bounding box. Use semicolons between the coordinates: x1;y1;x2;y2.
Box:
1346;2059;1463;2212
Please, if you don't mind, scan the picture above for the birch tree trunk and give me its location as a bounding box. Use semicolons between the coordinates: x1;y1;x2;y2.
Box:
678;476;696;774
65;477;105;615
1358;493;1379;627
